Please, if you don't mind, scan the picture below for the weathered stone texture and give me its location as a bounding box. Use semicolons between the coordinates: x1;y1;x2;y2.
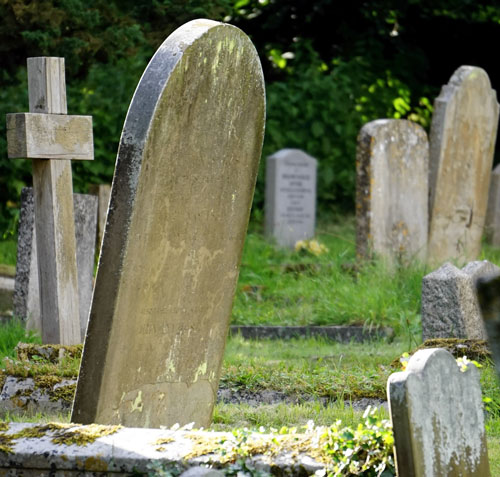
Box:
428;66;499;265
485;164;500;246
13;188;97;339
265;149;317;248
388;348;490;476
356;119;429;264
421;260;500;340
72;19;265;429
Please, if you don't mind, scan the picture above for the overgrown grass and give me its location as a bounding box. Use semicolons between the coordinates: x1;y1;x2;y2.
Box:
233;217;426;336
0;240;16;267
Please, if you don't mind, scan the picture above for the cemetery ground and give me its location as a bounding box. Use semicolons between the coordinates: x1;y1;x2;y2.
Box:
1;216;500;473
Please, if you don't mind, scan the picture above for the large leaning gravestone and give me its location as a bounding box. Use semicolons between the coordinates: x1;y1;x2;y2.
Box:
72;19;265;429
356;119;428;264
427;66;499;266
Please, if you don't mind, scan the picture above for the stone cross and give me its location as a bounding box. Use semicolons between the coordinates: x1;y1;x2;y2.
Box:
427;66;499;266
388;348;490;476
71;19;265;429
356;119;429;265
421;260;500;341
6;57;93;344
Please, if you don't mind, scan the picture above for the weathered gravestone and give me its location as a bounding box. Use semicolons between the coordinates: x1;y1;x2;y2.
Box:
421;260;500;341
485;164;500;246
6;57;94;344
13;187;97;339
72;19;265;429
265;149;317;248
356;119;429;264
388;348;490;476
89;183;111;252
428;66;499;266
476;274;500;380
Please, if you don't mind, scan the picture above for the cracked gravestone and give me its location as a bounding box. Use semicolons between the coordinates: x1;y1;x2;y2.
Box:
427;66;499;266
13;187;97;340
71;19;265;429
388;348;490;476
421;260;500;341
356;119;429;264
264;149;317;248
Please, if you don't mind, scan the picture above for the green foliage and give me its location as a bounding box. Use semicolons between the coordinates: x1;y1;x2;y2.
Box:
321;407;395;476
0;319;39;361
233;218;424;335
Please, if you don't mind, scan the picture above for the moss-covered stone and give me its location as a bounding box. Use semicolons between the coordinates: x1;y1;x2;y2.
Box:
391;338;491;368
15;343;83;363
49;383;76;403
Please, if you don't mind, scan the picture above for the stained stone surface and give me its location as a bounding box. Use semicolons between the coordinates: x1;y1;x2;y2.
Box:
265;149;317;248
485;164;500;246
72;19;265;429
421;260;500;341
0;423;324;475
388;348;490;477
428;66;499;266
356;119;429;264
13;187;98;339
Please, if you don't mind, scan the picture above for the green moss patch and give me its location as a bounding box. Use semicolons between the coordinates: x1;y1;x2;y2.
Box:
15;343;82;363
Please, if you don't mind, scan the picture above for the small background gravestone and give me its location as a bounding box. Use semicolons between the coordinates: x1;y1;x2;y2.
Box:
72;19;265;429
89;184;111;252
421;260;500;341
265;149;317;248
485;164;500;246
388;348;490;476
13;188;97;339
356;119;428;264
427;66;499;266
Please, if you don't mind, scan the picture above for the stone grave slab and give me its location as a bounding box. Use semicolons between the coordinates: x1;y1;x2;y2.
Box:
356;119;428;264
265;149;317;248
428;66;499;266
0;423;325;475
71;19;265;429
13;187;97;340
388;348;490;476
485;164;500;246
421;260;500;340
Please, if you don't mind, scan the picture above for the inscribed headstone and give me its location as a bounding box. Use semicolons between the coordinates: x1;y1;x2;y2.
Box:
72;19;265;429
485;164;500;246
265;149;317;248
428;66;499;265
356;119;428;264
388;348;490;476
421;260;500;340
13;188;97;339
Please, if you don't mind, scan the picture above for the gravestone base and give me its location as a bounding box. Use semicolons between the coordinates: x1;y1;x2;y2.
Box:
0;423;325;476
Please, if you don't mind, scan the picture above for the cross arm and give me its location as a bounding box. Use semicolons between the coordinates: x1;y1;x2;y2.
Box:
6;112;93;160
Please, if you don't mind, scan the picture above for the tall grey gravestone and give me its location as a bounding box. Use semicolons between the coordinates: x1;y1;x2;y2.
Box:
13;188;98;340
428;66;499;266
421;260;500;341
265;149;317;248
485;164;500;246
356;119;429;264
388;348;490;477
72;19;265;429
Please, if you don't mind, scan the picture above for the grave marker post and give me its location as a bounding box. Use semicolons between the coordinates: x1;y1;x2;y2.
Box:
6;57;93;344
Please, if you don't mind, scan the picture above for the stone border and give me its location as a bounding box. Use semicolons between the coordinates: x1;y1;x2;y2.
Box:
0;422;325;475
229;325;393;342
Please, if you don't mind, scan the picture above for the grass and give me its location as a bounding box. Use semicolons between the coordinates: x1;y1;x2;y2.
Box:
233;216;426;336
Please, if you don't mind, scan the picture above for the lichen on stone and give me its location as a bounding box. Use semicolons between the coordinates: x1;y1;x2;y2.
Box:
49;383;76;403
